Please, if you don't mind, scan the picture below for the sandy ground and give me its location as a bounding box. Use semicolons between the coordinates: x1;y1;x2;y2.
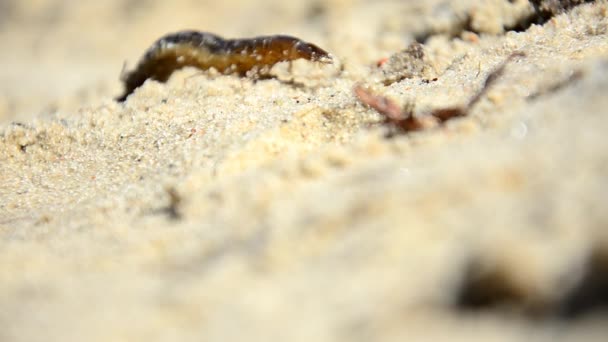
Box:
1;0;608;341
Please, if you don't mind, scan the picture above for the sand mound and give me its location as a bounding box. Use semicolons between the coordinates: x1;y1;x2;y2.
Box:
1;1;608;341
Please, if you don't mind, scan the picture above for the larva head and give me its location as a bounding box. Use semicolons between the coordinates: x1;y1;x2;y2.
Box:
268;36;332;63
292;40;332;63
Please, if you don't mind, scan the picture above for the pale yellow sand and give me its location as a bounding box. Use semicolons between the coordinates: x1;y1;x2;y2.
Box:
1;1;608;341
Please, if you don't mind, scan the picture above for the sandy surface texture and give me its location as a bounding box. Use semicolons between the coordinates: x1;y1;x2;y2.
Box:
1;0;608;341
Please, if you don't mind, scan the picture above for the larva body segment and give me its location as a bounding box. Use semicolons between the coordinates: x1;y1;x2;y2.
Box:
117;31;332;101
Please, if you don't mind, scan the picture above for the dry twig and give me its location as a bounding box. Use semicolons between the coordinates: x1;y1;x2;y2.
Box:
354;52;525;137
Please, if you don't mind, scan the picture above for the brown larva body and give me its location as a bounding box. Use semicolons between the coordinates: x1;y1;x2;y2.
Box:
117;30;332;101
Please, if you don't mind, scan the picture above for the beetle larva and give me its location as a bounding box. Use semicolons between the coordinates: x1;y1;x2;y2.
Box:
117;30;332;101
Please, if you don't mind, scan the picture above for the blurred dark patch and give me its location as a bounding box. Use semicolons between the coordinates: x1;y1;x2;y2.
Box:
306;1;327;22
121;0;157;18
164;186;182;220
416;0;596;43
414;14;472;44
304;1;329;36
507;0;595;32
529;0;593;15
0;1;67;32
559;248;608;318
456;245;608;319
0;0;16;29
456;261;534;312
36;2;65;28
